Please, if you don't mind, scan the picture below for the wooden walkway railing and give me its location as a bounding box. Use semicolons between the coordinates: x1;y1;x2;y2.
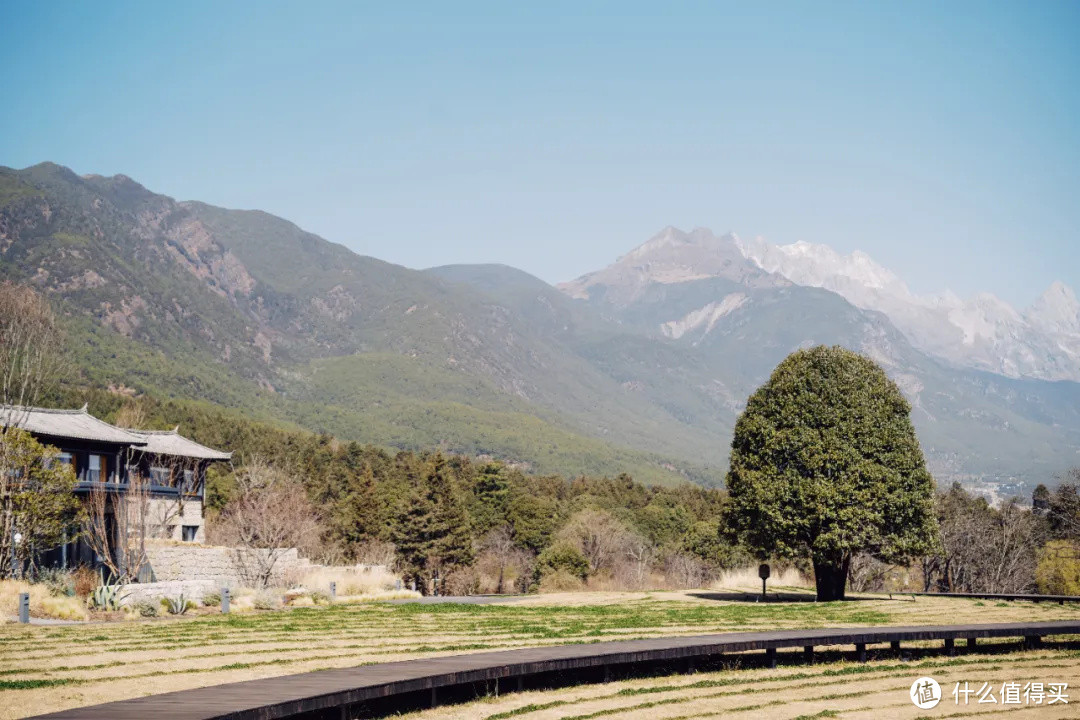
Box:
32;620;1080;720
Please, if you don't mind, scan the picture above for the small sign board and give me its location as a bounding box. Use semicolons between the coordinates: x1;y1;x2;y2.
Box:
758;563;771;580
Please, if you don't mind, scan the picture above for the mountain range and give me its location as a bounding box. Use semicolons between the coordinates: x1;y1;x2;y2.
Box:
2;163;1078;491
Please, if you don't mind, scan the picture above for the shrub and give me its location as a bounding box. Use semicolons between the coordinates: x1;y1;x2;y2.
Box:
282;587;309;605
297;566;400;597
40;595;89;621
310;590;331;605
536;543;590;582
1036;541;1080;595
253;591;280;611
443;567;480;596
134;600;158;617
335;589;420;603
538;569;586;592
201;591;221;607
72;566;97;599
32;568;75;597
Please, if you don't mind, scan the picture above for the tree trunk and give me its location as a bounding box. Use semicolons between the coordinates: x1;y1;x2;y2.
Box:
813;556;850;601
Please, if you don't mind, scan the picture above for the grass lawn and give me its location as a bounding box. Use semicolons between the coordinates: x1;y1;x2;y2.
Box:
2;591;1079;719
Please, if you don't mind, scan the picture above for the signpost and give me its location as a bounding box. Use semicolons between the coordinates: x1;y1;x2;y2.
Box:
758;563;770;602
221;587;230;614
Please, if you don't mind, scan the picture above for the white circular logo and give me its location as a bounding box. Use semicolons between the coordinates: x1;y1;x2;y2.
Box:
911;677;942;709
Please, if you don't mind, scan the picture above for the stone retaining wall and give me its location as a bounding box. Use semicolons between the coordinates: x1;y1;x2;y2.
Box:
122;580;218;604
145;543;303;586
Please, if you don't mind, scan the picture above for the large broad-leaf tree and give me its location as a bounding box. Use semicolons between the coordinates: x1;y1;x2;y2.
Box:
725;345;939;601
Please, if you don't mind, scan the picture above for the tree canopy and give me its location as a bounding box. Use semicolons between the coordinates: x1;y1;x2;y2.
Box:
725;345;939;600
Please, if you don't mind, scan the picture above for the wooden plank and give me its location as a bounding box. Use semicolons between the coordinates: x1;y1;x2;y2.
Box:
31;621;1080;720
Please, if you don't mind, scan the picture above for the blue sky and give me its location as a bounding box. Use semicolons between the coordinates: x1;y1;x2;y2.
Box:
1;1;1077;307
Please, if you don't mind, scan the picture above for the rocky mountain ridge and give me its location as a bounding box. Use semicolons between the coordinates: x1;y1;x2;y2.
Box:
562;226;1079;382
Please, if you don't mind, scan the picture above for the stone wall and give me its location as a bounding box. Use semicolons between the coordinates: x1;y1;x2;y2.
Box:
123;579;218;604
145;542;302;586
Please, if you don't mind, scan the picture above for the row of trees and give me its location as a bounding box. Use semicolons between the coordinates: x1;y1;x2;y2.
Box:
205;445;736;594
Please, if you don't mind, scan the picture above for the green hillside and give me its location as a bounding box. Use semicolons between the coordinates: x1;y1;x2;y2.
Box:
0;164;721;486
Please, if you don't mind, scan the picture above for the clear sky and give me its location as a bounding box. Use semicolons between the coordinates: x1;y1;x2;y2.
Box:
1;1;1077;307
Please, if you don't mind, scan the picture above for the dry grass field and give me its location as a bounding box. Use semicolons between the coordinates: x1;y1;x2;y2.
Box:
2;590;1079;719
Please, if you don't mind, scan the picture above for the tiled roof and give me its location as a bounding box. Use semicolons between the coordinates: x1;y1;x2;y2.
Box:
125;429;232;461
0;405;147;445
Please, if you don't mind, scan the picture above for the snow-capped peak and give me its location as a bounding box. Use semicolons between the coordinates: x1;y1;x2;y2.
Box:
561;226;1080;383
735;235;1080;380
736;236;911;300
1027;281;1080;335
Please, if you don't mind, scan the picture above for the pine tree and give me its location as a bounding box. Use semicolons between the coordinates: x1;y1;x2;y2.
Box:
470;462;510;536
391;453;473;593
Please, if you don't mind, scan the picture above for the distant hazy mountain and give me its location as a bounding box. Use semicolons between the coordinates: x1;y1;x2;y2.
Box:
735;234;1080;382
562;226;1080;383
2;165;1077;489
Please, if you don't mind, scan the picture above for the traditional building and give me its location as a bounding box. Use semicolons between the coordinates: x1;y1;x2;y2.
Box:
123;427;232;543
2;404;231;569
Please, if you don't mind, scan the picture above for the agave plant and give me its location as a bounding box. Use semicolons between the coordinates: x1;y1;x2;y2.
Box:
89;582;129;611
164;593;193;615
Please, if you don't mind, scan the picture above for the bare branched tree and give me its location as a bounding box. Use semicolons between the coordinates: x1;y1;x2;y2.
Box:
924;484;1042;594
476;526;532;593
619;533;657;590
663;551;710;589
353;539;398;568
0;283;63;426
209;459;323;588
983;499;1043;593
557;509;633;574
83;473;151;583
847;552;895;593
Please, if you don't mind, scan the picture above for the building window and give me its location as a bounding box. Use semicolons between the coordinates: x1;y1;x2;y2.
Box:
86;454;103;483
149;466;170;486
181;526;198;542
183;468;195;493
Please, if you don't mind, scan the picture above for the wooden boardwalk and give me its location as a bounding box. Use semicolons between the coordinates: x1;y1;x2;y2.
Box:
32;620;1080;720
